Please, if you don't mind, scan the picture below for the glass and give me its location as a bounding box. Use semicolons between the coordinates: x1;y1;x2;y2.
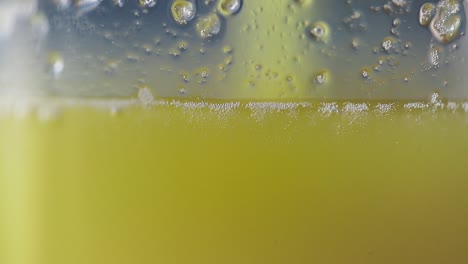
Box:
1;1;468;264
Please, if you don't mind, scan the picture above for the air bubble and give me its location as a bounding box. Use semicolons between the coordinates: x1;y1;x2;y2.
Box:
196;13;221;39
217;0;242;17
313;69;330;85
419;3;436;26
429;0;465;44
170;0;196;25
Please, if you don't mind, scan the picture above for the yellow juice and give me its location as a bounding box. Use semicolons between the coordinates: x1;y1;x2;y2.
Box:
1;99;468;264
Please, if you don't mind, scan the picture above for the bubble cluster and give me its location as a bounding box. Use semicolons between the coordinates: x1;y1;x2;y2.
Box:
171;0;196;25
53;0;71;10
381;36;395;52
419;0;465;44
137;85;155;105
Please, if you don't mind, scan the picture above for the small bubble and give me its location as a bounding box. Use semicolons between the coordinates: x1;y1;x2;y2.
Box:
47;51;64;79
179;71;190;82
126;53;141;62
194;67;210;84
404;42;412;49
419;3;436;26
196;13;221;39
217;0;242;17
178;41;188;51
309;21;329;42
142;44;153;55
112;0;125;7
222;45;233;54
351;38;360;49
312;69;330;85
390;28;399;36
360;66;372;79
168;48;181;57
138;0;157;8
171;0;196;25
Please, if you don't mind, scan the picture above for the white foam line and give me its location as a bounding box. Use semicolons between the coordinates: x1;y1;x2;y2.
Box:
1;97;468;115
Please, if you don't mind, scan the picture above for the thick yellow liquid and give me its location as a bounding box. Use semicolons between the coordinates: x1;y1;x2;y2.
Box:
1;99;468;264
